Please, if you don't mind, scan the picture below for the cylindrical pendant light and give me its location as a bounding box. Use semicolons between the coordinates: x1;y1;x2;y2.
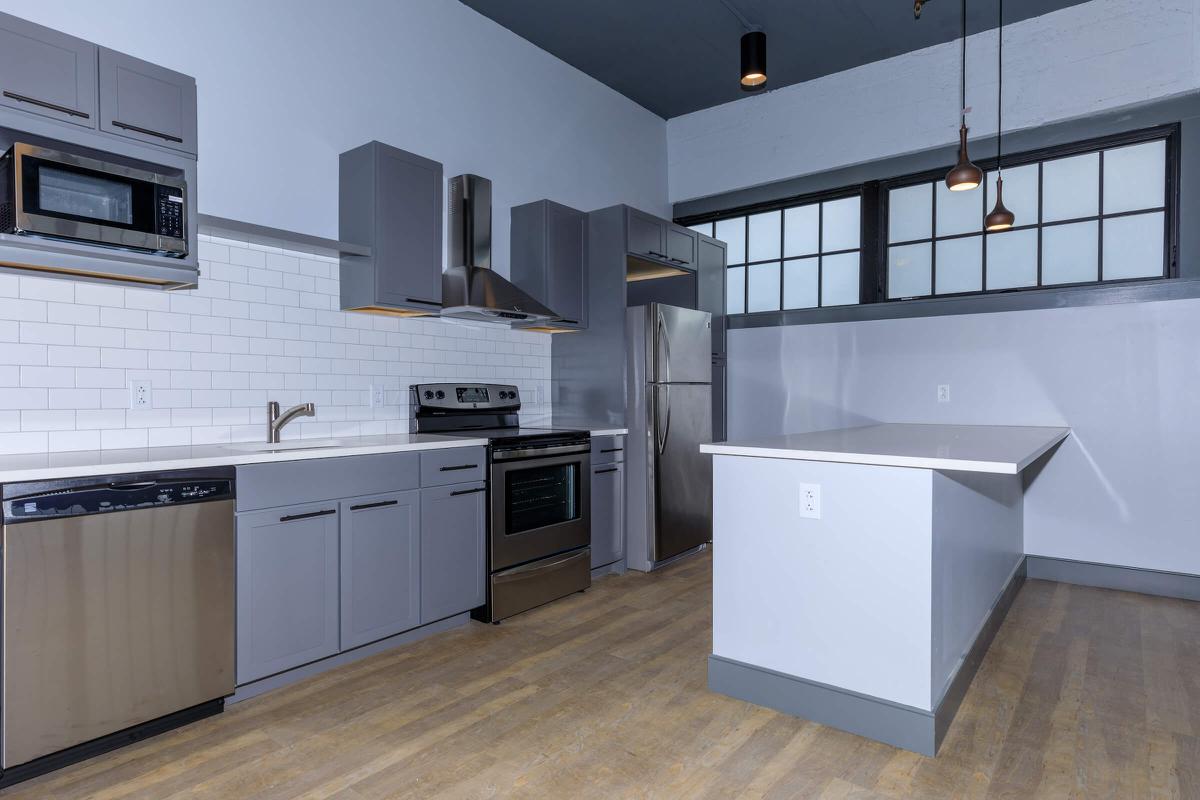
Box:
985;0;1015;230
946;0;982;191
740;31;766;90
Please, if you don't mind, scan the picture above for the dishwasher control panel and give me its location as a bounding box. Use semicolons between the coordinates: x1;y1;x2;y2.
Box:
3;473;235;523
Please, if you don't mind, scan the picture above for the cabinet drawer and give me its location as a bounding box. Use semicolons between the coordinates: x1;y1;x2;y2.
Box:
420;447;486;487
591;435;626;465
237;452;419;511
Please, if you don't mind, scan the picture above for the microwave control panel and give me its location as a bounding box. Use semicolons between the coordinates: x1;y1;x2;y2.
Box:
155;185;186;240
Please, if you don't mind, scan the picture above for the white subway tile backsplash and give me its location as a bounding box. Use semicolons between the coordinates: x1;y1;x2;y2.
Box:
0;236;551;455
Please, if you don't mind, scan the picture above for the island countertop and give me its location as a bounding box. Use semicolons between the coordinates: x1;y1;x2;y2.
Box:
700;423;1070;474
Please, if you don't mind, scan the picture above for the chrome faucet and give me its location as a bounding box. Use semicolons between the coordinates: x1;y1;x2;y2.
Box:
267;401;316;443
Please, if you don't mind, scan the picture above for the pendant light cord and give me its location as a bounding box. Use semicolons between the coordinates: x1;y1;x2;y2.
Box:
996;0;1003;172
960;0;967;124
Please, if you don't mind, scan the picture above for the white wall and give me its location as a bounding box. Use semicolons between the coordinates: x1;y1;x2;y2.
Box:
667;0;1200;203
0;235;550;454
726;297;1200;576
0;0;668;268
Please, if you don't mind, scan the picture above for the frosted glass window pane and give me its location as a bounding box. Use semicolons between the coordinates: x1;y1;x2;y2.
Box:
688;222;713;237
715;218;746;264
936;180;983;237
985;163;1038;225
822;196;861;252
888;243;932;298
1103;212;1164;280
783;204;819;257
1104;140;1165;214
747;262;781;312
821;252;860;306
986;229;1038;289
1043;152;1099;221
726;267;745;314
748;211;781;262
934;236;982;294
888;184;932;243
782;257;818;309
1042;221;1098;285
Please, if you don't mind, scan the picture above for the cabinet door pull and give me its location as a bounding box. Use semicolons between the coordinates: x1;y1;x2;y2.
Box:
349;499;398;512
595;467;619;474
646;250;667;259
111;119;184;143
439;464;478;472
406;297;441;307
450;487;486;496
3;90;89;118
669;257;689;265
599;448;623;454
279;508;336;523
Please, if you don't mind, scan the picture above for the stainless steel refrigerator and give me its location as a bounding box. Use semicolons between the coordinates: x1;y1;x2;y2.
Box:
625;303;713;571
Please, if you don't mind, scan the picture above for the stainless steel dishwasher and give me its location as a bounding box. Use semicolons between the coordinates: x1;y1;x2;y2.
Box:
0;468;236;779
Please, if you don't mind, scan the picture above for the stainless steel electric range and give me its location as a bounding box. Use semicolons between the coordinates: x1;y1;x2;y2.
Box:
411;383;591;622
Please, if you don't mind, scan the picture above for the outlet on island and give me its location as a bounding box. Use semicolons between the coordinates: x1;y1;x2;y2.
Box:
799;483;821;520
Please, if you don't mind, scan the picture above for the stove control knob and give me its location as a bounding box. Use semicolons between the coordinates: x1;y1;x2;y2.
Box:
435;390;445;400
424;390;434;400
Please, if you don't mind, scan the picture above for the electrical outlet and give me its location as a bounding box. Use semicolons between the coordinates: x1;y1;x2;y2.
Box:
130;380;152;409
799;483;821;520
937;384;951;403
535;385;544;406
370;384;386;408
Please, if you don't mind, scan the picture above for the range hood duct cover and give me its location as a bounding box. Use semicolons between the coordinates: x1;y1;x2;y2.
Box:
440;174;556;324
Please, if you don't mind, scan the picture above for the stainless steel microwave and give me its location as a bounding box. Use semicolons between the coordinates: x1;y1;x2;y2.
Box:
0;142;187;258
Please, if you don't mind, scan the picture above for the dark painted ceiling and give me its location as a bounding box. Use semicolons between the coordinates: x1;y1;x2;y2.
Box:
460;0;1091;119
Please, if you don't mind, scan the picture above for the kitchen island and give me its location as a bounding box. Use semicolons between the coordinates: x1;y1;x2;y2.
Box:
700;423;1069;755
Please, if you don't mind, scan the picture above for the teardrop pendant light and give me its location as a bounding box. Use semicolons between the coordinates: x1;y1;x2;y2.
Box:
985;0;1015;231
740;30;767;90
946;0;982;191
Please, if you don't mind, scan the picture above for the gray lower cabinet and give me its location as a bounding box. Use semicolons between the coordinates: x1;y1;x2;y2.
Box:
591;461;625;569
98;47;198;154
236;503;341;684
339;490;422;651
420;482;487;623
0;12;97;127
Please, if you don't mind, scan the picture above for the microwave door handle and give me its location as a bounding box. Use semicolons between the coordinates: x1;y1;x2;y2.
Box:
110;120;184;144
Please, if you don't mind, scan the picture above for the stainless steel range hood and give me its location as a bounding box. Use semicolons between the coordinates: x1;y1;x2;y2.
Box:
441;174;556;324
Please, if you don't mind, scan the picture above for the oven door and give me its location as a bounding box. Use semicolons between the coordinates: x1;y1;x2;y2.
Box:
9;142;186;256
490;449;590;572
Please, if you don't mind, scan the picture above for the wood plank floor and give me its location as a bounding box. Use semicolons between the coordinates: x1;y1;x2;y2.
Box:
7;550;1199;799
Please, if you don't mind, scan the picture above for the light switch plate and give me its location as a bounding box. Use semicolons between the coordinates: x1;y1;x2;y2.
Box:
799;483;821;520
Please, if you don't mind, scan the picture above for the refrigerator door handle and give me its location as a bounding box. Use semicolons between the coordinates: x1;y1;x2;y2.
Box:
657;384;671;455
657;309;672;384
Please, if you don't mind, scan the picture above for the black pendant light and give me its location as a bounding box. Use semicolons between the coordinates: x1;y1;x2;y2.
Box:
740;30;767;90
946;0;982;191
985;0;1015;231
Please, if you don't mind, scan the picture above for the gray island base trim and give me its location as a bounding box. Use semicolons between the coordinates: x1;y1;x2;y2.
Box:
1027;555;1200;602
709;562;1026;756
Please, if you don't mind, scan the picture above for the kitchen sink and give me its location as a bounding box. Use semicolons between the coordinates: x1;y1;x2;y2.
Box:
225;438;352;453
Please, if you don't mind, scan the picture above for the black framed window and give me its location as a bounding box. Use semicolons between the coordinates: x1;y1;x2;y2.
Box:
688;191;863;315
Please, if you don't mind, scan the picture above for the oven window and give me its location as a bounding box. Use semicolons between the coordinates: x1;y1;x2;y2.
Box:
505;462;580;535
38;166;133;225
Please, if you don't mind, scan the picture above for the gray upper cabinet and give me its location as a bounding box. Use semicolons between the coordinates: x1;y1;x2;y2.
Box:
98;47;197;155
591;459;625;569
0;12;97;127
339;490;422;650
627;208;667;260
665;225;698;271
511;200;587;329
236;503;341;684
420;481;487;623
340;141;443;316
697;235;728;355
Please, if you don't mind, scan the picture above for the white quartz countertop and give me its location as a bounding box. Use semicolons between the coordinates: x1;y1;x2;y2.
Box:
0;433;489;484
589;428;629;437
700;424;1070;474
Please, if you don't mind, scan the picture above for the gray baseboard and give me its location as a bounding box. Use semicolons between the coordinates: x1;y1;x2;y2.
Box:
229;613;470;704
708;563;1026;757
1026;555;1200;602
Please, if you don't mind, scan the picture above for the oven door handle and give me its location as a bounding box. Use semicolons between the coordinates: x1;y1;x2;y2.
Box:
491;442;590;461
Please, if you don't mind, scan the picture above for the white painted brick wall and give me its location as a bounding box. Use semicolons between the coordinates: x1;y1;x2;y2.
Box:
667;0;1200;202
0;235;551;454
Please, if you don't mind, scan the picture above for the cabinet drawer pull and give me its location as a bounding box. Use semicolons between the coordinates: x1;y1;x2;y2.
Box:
450;487;486;496
646;250;667;259
279;508;336;523
559;319;579;325
111;119;184;143
599;448;623;454
406;297;441;307
349;499;398;512
3;90;89;119
595;467;619;474
439;464;478;472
